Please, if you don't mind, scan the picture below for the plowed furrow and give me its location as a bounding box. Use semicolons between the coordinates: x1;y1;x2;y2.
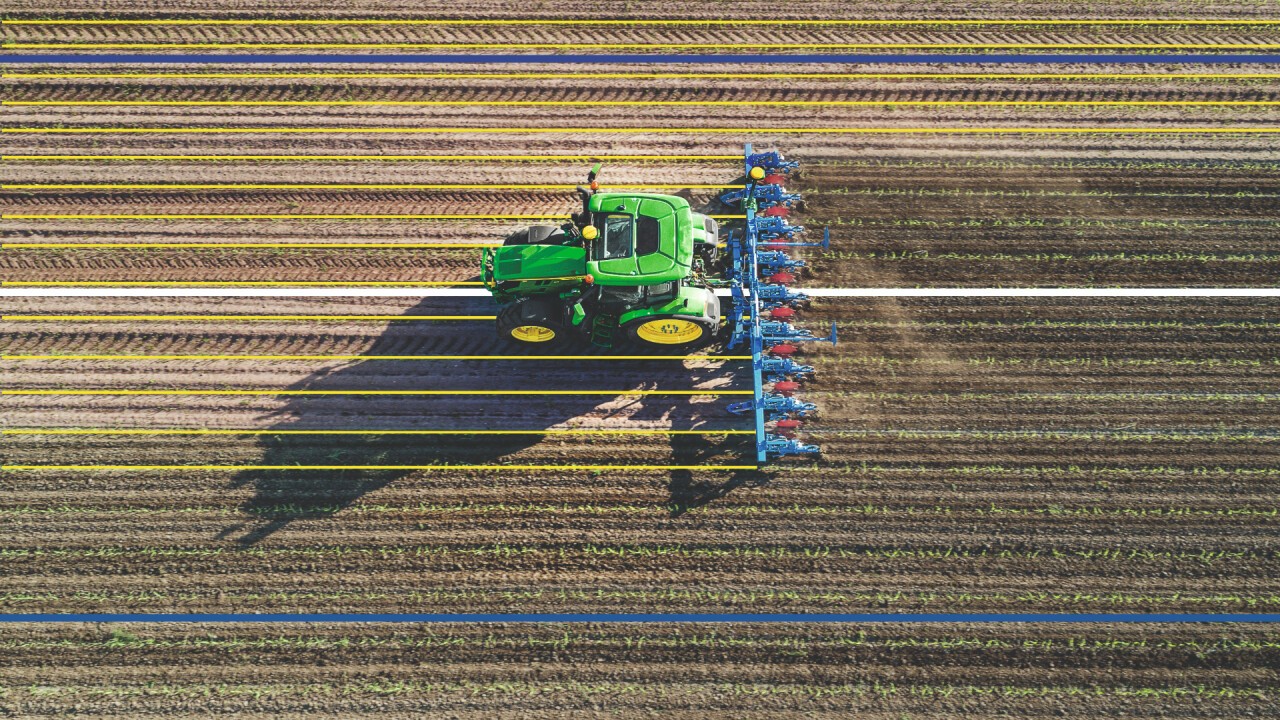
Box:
15;81;1280;105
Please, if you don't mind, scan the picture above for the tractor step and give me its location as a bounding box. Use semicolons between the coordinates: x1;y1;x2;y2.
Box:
589;311;620;348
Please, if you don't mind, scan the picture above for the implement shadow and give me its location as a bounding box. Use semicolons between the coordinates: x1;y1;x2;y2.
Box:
221;296;755;545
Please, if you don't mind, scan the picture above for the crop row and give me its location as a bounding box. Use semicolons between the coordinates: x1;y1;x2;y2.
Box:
837;217;1280;229
5;464;1275;479
820;251;1280;261
6;631;1278;652
812;187;1280;198
810;159;1280;170
819;357;1280;368
0;681;1267;701
816;430;1279;443
2;545;1274;563
829;320;1280;329
2;503;1275;518
813;464;1280;477
13;249;1280;263
821;390;1279;400
4;589;1276;610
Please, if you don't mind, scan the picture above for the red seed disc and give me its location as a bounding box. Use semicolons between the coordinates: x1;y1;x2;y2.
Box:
774;381;801;396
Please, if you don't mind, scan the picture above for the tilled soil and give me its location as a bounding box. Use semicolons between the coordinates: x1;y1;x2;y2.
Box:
6;62;1280;287
6;11;1280;715
2;622;1278;718
5;296;1278;619
4;297;1280;717
7;1;1279;19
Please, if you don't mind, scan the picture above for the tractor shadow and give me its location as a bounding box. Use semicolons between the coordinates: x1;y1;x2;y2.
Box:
220;296;761;544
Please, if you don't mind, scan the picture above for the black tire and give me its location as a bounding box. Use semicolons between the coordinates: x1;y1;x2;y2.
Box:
622;313;718;349
496;297;571;346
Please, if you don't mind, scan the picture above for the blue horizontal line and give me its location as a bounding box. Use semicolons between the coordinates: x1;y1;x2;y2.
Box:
3;613;1280;623
4;53;1280;65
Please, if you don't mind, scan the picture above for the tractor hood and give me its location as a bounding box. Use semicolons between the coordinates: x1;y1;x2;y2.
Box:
492;244;587;282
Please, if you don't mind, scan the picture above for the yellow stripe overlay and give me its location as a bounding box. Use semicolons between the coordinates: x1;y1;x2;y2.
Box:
9;72;1280;80
1;281;486;286
6;19;1280;25
1;214;745;221
2;153;740;160
6;126;1280;134
4;428;753;435
1;389;750;396
0;465;759;472
0;315;493;322
1;213;572;220
2;243;497;248
2;354;751;361
14;42;1280;49
9;100;1280;108
5;183;739;190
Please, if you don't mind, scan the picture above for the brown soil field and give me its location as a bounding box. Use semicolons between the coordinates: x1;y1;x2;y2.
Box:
4;296;1279;614
10;25;1280;53
1;623;1277;718
6;62;1280;288
4;296;1280;715
6;7;1280;715
6;1;1280;20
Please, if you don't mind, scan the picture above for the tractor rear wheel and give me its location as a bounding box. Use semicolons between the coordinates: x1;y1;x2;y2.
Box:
497;298;570;345
623;315;717;348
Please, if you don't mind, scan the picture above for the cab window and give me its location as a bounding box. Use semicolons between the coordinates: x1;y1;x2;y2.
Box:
595;215;632;260
636;216;661;255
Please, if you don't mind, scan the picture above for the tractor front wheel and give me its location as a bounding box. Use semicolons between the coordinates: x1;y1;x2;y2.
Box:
497;298;569;346
623;315;716;348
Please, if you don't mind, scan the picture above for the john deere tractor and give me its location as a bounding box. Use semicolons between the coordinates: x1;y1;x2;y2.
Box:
481;164;721;348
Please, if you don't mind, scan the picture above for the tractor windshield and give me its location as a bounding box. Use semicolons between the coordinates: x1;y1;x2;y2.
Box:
595;214;633;260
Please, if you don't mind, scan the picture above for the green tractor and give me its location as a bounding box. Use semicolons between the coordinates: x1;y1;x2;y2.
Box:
481;164;722;348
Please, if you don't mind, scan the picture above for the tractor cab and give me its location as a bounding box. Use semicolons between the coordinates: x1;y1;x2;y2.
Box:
584;193;691;286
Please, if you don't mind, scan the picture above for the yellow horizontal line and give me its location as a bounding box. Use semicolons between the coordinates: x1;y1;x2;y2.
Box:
1;315;493;321
2;243;497;248
0;465;759;472
2;389;750;396
6;183;739;190
7;127;1279;135
15;42;1280;48
2;153;740;160
5;428;754;435
6;18;1278;25
10;72;1279;80
1;213;746;220
2;354;751;361
1;281;486;286
1;213;569;220
10;100;1280;108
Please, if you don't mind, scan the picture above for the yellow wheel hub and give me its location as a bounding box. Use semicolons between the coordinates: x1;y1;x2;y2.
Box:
635;318;705;345
510;325;557;343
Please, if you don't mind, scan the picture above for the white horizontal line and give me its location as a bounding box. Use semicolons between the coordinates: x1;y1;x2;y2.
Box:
2;288;1279;298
